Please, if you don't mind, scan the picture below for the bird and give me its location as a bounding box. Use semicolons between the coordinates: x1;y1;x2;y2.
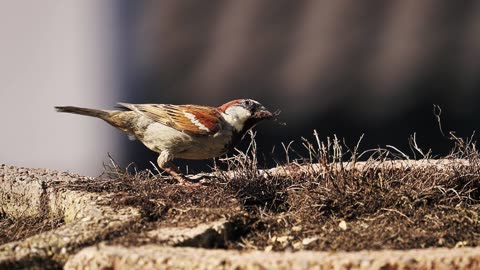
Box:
55;99;273;185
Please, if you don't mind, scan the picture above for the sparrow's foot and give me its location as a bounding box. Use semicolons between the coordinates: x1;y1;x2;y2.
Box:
157;153;200;186
162;166;201;186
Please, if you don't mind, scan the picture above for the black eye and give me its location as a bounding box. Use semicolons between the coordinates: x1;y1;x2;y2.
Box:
244;100;253;107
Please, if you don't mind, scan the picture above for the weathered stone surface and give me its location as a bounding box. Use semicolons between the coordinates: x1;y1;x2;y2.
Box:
0;165;142;268
191;159;471;179
65;245;480;270
0;165;108;221
146;219;231;247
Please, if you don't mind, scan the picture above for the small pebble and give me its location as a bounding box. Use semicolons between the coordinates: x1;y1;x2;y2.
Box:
302;237;318;246
339;220;348;231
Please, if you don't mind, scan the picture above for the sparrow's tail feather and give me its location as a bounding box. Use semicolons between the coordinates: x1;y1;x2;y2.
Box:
55;106;110;119
55;106;134;135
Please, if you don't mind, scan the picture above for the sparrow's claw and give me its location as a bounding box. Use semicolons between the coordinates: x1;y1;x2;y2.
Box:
162;166;202;186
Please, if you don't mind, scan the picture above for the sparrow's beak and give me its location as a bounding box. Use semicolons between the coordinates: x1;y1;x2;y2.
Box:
254;106;274;119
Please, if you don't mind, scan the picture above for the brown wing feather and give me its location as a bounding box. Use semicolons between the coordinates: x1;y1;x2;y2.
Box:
117;103;221;136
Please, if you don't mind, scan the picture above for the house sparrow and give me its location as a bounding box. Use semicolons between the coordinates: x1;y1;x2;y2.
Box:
55;99;273;185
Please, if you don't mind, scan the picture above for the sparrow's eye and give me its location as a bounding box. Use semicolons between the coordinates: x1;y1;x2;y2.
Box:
243;100;253;107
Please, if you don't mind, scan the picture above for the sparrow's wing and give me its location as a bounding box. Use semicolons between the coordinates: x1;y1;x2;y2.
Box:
117;103;222;136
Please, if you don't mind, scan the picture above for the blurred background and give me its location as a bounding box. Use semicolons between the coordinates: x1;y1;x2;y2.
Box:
1;1;479;176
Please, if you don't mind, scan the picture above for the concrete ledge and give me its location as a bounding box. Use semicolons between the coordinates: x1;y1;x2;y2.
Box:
191;159;471;179
65;245;480;270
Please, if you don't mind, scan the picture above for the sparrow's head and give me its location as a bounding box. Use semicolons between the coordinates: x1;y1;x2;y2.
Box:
219;99;273;133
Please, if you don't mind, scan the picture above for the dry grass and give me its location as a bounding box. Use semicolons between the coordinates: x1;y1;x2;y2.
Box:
213;132;479;251
3;130;477;251
0;215;64;245
64;130;480;251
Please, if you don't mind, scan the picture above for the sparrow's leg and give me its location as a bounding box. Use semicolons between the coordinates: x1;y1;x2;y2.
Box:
157;151;199;186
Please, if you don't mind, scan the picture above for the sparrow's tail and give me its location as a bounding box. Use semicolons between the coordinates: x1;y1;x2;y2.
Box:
55;106;110;119
55;106;134;135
